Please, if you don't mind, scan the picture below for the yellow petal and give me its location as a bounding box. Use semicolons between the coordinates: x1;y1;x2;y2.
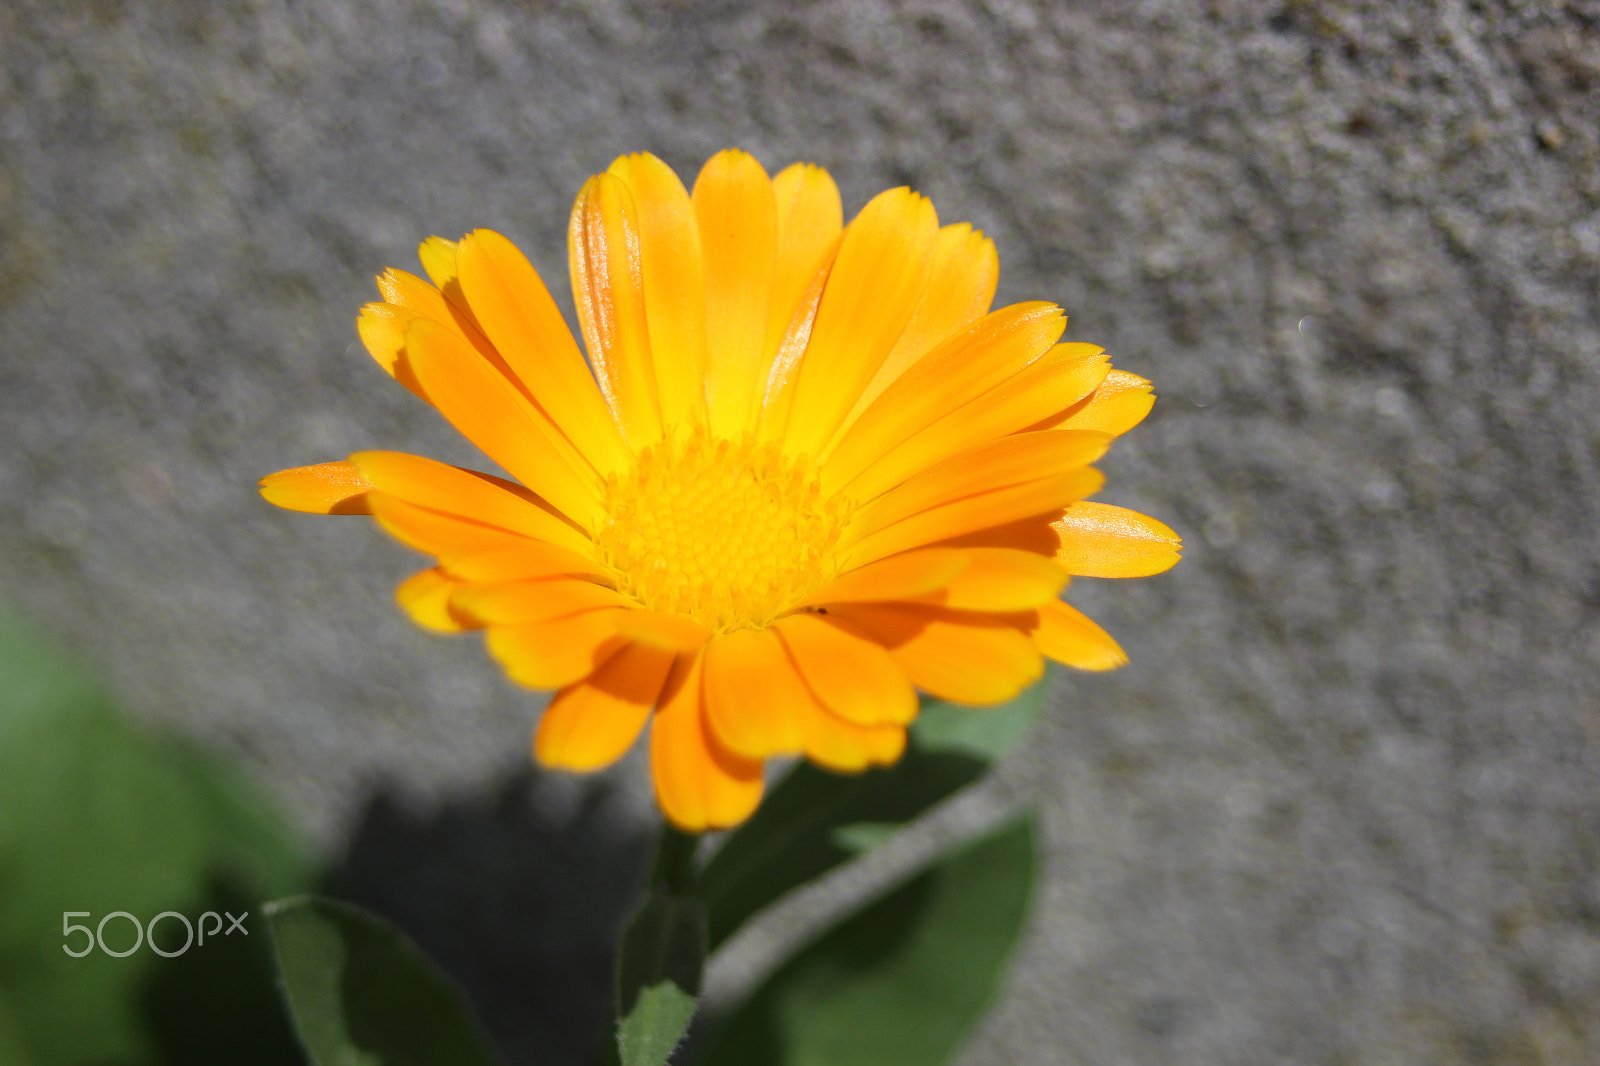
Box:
651;653;765;831
413;236;499;355
823;305;1069;492
845;342;1110;503
417;235;459;288
753;164;845;444
441;541;609;583
484;607;628;689
842;468;1105;569
927;515;1063;556
455;229;631;476
1051;502;1182;578
450;578;632;626
914;549;1069;612
607;153;709;428
375;267;458;327
834;223;999;441
350;450;594;555
849;430;1111;540
702;628;807;759
395;568;472;633
802;548;969;606
259;461;371;515
754;241;835;447
831;604;1044;705
367;491;531;558
569;173;663;446
356;303;427;399
777;187;941;458
374;266;503;373
1034;369;1155;436
1030;599;1127;671
772;613;917;726
535;642;674;771
766;163;843;363
701;624;907;770
356;263;501;400
367;493;609;588
799;703;906;774
403;317;602;526
694;150;778;438
614;610;711;654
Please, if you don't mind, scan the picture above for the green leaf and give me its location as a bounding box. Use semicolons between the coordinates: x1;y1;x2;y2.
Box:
614;828;706;1066
701;814;1038;1066
265;895;504;1066
699;753;982;950
0;989;37;1066
699;672;1050;949
908;674;1050;762
828;822;903;855
0;605;311;1066
618;979;696;1066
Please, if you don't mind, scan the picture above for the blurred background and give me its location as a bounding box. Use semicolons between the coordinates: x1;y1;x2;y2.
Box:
2;0;1598;1062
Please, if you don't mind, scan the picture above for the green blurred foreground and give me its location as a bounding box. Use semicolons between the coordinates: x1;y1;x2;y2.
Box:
0;607;1043;1066
0;607;311;1064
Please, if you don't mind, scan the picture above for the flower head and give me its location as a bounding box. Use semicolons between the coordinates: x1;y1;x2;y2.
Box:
261;150;1180;831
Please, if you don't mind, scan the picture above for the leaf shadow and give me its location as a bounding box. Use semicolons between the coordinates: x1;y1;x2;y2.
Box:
320;769;652;1066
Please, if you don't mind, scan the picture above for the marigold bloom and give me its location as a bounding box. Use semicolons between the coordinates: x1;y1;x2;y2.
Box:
261;150;1180;831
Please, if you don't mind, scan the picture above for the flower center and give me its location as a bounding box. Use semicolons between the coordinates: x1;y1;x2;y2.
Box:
596;429;848;632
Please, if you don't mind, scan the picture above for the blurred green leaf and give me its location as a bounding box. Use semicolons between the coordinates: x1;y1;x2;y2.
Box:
266;895;503;1066
699;673;1050;949
0;989;37;1066
908;674;1050;762
614;827;705;1066
701;814;1038;1066
0;606;310;1066
828;822;902;855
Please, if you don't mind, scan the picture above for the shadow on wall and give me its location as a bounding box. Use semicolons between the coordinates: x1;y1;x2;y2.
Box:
321;771;652;1066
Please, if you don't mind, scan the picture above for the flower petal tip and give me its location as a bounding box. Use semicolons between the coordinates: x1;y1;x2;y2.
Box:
259;462;372;515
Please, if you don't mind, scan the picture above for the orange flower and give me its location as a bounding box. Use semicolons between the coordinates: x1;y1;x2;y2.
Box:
261;150;1180;831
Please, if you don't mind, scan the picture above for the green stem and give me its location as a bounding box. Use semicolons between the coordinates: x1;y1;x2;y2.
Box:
599;823;705;1065
650;822;701;897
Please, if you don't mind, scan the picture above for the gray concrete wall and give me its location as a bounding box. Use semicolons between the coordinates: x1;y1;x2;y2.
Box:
3;0;1598;1062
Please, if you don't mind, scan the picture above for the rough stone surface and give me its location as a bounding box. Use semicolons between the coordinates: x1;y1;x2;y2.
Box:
3;0;1599;1062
